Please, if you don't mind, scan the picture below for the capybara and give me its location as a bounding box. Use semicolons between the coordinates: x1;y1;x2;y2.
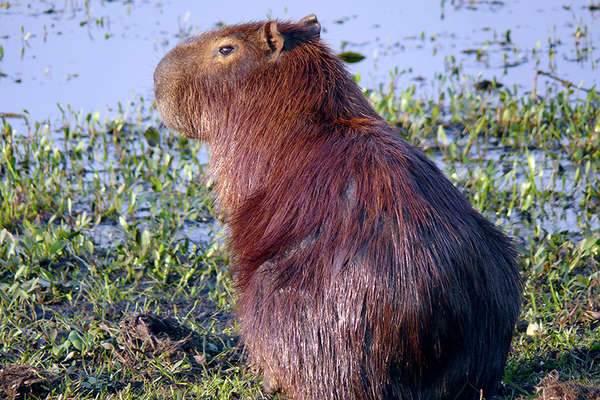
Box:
154;14;522;400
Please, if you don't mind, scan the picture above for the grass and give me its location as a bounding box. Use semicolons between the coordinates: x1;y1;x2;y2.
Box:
0;71;599;398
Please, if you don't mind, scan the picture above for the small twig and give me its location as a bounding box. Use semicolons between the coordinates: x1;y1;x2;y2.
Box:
536;70;594;93
0;112;31;133
0;112;27;119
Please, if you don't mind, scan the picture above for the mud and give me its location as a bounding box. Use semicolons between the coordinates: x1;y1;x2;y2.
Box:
534;370;600;400
0;364;58;399
118;313;237;367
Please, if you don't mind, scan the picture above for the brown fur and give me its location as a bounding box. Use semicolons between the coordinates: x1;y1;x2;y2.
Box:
154;14;522;400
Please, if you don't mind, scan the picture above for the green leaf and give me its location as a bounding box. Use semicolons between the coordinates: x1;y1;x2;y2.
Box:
141;229;151;249
579;236;599;253
337;51;366;64
526;152;536;175
521;194;533;211
437;125;447;146
68;330;85;352
119;216;129;230
144;126;160;147
59;230;80;240
49;239;66;257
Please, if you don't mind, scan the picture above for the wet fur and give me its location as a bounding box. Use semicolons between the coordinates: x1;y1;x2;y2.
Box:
154;16;522;400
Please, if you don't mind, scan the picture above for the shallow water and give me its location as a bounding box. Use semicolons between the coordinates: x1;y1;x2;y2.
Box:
1;0;598;244
1;0;599;124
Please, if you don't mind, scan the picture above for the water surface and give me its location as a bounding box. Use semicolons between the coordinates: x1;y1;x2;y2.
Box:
1;0;599;124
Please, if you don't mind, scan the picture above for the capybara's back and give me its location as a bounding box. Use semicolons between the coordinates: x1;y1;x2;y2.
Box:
154;14;522;400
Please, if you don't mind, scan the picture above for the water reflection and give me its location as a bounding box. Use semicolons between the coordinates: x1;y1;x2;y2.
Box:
0;0;598;123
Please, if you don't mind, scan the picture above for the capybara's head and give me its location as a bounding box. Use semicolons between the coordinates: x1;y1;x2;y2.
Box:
154;14;376;141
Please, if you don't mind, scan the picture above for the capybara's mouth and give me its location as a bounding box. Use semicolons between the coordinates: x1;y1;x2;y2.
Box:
153;54;177;133
153;48;196;138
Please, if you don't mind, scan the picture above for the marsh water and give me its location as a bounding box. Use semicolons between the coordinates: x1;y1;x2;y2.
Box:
1;0;599;123
1;0;599;244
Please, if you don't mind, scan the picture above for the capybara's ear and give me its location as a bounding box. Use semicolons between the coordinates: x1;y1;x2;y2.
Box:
298;14;320;38
260;21;284;57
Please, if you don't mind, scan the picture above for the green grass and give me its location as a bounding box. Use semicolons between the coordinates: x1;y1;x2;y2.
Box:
0;78;599;399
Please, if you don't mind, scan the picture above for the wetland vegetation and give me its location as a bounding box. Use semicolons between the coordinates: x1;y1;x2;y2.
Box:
1;1;599;399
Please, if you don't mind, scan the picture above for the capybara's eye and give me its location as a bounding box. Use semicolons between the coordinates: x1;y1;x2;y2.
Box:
219;46;235;56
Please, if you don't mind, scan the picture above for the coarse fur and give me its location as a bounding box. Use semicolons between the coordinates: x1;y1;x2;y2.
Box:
154;14;522;400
